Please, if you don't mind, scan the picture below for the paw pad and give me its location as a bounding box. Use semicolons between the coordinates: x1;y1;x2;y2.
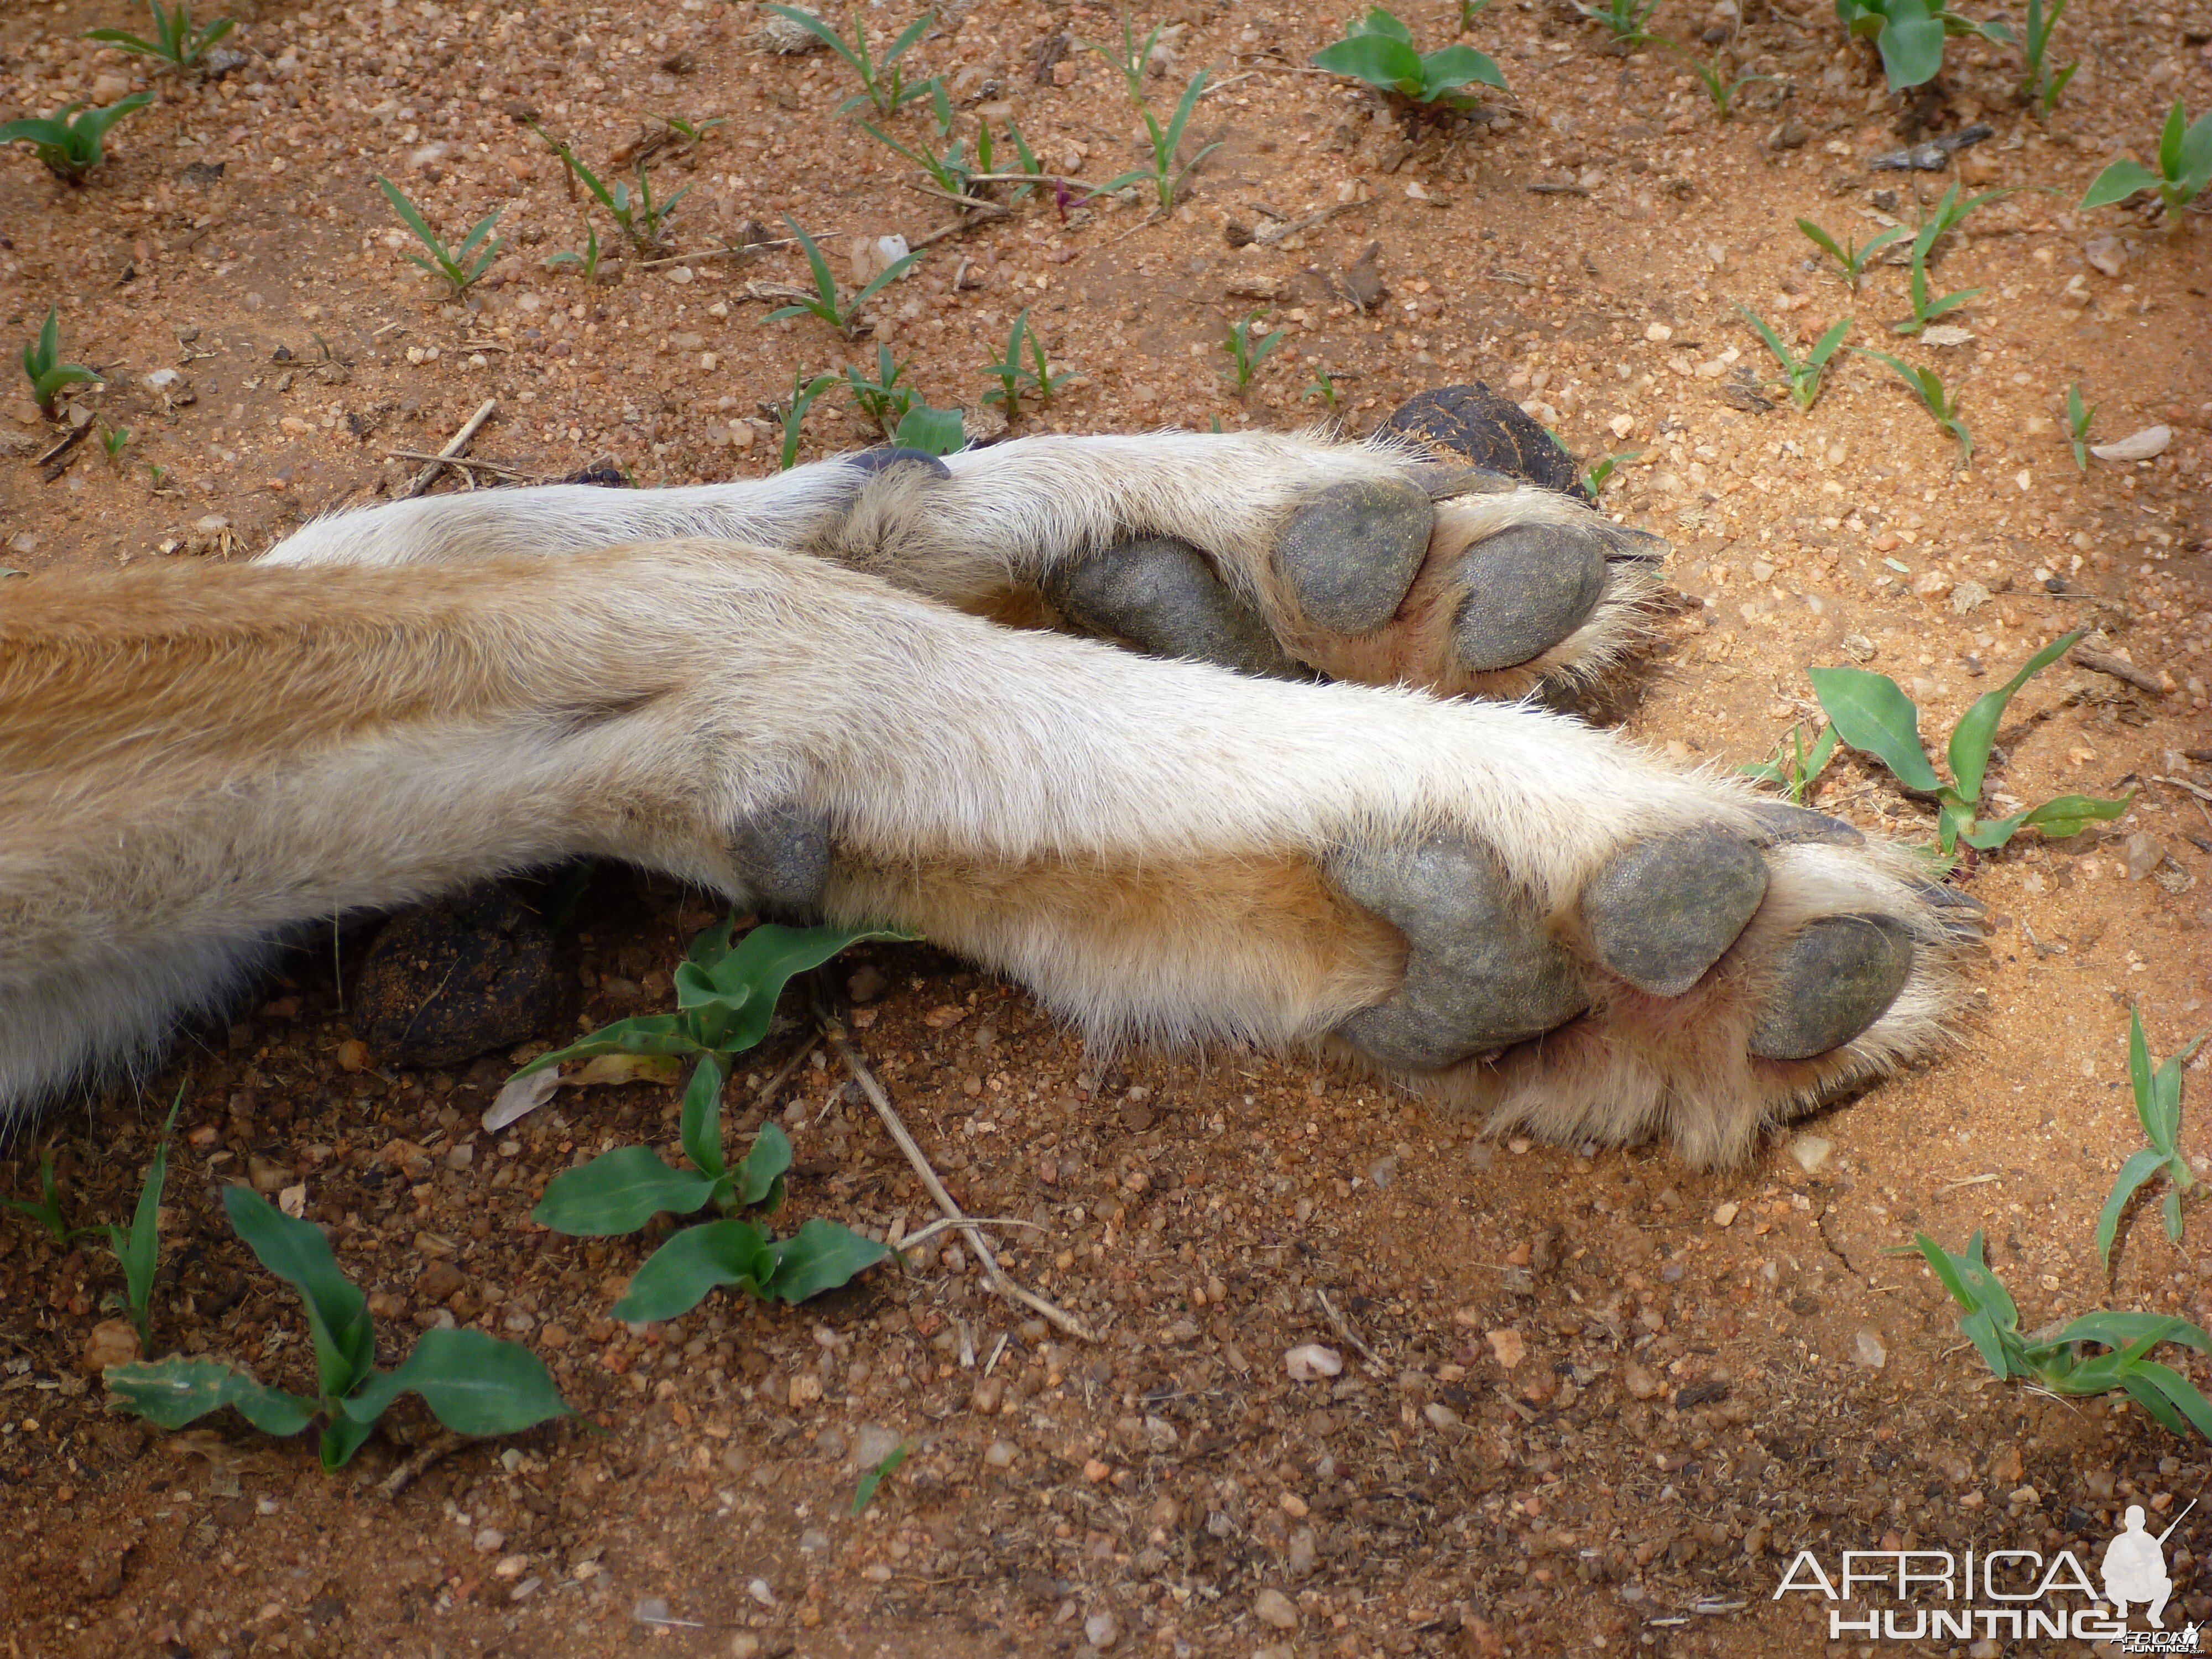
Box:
1274;477;1434;634
1584;827;1767;998
1747;914;1916;1060
1045;538;1300;679
1451;523;1610;672
730;804;833;921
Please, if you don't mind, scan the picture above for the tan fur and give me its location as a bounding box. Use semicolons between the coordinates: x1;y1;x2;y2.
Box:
0;436;1969;1164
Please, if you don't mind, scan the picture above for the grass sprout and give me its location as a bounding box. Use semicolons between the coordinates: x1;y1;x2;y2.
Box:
377;176;502;294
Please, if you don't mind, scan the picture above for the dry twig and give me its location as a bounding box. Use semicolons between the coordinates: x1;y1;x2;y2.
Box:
377;1429;470;1499
816;1004;1095;1342
399;399;497;500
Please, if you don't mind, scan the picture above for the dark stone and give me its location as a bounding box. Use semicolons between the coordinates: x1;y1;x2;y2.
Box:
1585;828;1768;997
1451;523;1609;671
1748;915;1915;1060
1274;477;1434;633
1378;383;1591;502
1328;833;1588;1069
1046;537;1302;678
353;885;559;1067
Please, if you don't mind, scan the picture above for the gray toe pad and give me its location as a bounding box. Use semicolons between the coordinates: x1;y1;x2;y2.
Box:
1747;915;1914;1060
1275;477;1435;634
1584;828;1768;997
1327;834;1588;1070
1044;538;1302;679
731;804;833;921
1452;523;1610;672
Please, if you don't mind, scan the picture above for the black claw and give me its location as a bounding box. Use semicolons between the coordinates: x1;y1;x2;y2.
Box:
1275;477;1434;634
1328;834;1588;1071
1450;523;1609;672
730;804;833;921
1747;914;1914;1061
1744;803;1865;848
848;445;956;479
1584;828;1768;997
1043;538;1305;679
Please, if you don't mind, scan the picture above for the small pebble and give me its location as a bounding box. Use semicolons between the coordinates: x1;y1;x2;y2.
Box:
473;1527;506;1553
2120;832;2167;880
1790;1133;1833;1175
1083;1611;1119;1650
1254;1587;1301;1630
1710;1201;1739;1228
1284;1343;1342;1382
633;1597;670;1624
985;1439;1017;1468
1485;1328;1526;1370
79;1319;141;1374
798;1528;831;1553
1855;1329;1888;1369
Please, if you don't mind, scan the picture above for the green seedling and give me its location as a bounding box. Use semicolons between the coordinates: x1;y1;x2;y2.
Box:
847;345;916;437
1303;368;1340;409
980;308;1069;421
96;1087;182;1348
1887;181;2010;336
524;921;904;1322
2065;382;2095;470
659;112;727;147
3;1149;77;1244
1457;0;1491;29
860;111;978;200
778;368;841;471
1657;43;1773;118
531;127;690;253
1833;0;2012;92
542;217;603;281
1740;722;1840;804
19;306;101;417
2016;0;2075;115
852;1440;911;1514
1794;216;1908;292
1311;8;1505;108
0;93;154;184
1081;11;1165;104
2081;100;2212;213
1574;0;1661;44
84;0;234;74
1807;627;2130;858
1220;310;1286;396
100;422;129;463
377;177;502;295
1095;69;1222;210
1916;1230;2212;1439
107;1186;568;1468
2096;1008;2209;1270
1739;308;1850;412
766;215;918;337
763;5;935;117
1855;347;1973;465
1578;447;1641;495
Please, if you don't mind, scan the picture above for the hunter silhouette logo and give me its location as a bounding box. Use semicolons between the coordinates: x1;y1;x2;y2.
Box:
1774;1495;2202;1647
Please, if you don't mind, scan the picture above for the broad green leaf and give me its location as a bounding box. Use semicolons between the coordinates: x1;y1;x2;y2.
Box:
1957;1229;2017;1326
1807;666;1943;792
337;1328;570;1436
1913;1232;1978;1310
2130;1006;2161;1146
852;1441;910;1514
2080;158;2162;209
512;1014;698;1079
893;402;967;456
2096;1149;2168;1269
2164;1183;2185;1243
695;922;911;1055
612;1217;775;1321
2122;1369;2190;1433
102;1357;317;1437
1357;6;1417;40
222;1186;375;1400
2179;110;2212;195
1418;44;1506;94
2159;97;2188;181
1312;33;1425;88
1805;317;1853;370
678;1052;729;1181
2131;1361;2212;1439
1947;630;2080;805
1958;808;2031;851
2051;1311;2211;1355
2018;792;2131;837
1875;0;1945;87
735;1121;794;1209
2153;1034;2207;1148
1958;1307;2011;1379
763;1217;891;1302
320;1412;377;1469
1796;218;1844;263
532;1146;719;1236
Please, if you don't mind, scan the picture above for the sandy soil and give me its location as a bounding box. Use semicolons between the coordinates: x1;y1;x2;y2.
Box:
2;0;2209;1655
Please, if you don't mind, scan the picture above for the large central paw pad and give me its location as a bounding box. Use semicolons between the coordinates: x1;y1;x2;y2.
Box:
1325;834;1587;1069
